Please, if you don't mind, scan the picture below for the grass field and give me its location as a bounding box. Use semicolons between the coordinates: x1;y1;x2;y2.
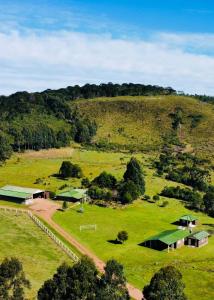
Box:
1;148;208;196
53;200;214;300
0;210;71;299
74;95;214;158
0;147;214;299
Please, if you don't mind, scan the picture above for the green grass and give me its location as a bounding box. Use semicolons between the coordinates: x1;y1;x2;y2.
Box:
53;201;214;300
74;95;214;159
0;210;71;299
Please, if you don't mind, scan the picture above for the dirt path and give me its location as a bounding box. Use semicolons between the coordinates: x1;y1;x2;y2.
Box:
30;199;143;300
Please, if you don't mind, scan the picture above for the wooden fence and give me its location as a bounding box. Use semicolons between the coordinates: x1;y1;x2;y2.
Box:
0;206;79;263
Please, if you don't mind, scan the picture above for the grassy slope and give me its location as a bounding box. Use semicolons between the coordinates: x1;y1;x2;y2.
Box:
53;201;214;300
74;95;214;158
0;210;71;299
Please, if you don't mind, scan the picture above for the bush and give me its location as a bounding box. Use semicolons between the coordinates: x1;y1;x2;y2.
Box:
59;161;83;178
119;180;140;204
144;195;151;201
161;200;169;207
81;177;90;188
117;231;128;243
92;171;117;189
153;195;160;201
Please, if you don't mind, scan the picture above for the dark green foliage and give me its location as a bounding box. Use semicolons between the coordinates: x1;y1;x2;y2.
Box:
119;181;140;204
0;257;31;300
74;119;97;144
117;231;128;243
169;108;183;130
59;161;83;178
144;195;151;201
97;260;130;300
62;201;68;210
161;186;203;210
38;257;130;300
0;132;12;163
92;172;117;189
88;186;112;201
123;157;145;195
188;114;203;129
153;195;160;201
143;266;187;300
81;177;91;188
203;188;214;217
38;257;98;300
166;166;210;191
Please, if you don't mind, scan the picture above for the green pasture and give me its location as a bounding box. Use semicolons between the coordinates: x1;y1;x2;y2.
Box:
0;210;71;299
53;200;214;300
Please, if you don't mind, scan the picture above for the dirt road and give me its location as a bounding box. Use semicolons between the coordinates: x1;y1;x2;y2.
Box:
30;199;143;300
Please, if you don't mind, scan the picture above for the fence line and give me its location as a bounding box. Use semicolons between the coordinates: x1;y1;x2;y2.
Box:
0;206;79;263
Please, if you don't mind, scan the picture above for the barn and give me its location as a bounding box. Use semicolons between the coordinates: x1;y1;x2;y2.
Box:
56;189;87;202
144;229;190;251
187;231;209;247
179;215;198;227
0;185;46;204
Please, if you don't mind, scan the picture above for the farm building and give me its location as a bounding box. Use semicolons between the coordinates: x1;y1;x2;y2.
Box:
0;185;47;204
187;231;209;247
179;215;198;227
56;189;87;202
144;229;190;251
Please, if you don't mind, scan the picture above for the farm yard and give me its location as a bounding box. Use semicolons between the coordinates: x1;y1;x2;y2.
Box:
0;147;214;299
53;200;214;300
0;209;70;299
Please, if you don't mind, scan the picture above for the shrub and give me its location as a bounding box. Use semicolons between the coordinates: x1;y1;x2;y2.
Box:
153;195;160;201
59;161;83;178
92;171;117;189
117;231;128;243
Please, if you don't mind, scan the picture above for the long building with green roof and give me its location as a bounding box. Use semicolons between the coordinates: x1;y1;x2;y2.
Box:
56;189;87;202
144;229;190;251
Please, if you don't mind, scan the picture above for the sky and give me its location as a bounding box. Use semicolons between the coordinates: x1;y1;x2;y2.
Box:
0;0;214;95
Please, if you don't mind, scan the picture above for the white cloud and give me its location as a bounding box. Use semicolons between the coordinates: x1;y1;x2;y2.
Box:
0;30;214;95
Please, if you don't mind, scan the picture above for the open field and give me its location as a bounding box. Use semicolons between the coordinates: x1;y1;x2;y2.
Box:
74;95;214;158
53;200;214;300
0;147;214;299
1;147;212;196
0;210;71;299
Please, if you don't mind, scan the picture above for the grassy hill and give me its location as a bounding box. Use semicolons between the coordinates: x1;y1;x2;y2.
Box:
73;95;214;158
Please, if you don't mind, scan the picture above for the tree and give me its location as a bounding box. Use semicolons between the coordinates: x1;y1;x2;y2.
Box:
119;181;139;204
0;132;12;163
0;257;30;300
97;260;130;300
62;201;68;210
59;161;83;178
143;266;187;300
92;171;117;189
203;190;214;217
117;231;128;244
38;257;98;300
123;158;145;195
81;177;90;188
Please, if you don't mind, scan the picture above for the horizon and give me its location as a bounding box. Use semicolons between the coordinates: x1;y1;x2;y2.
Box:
0;0;214;95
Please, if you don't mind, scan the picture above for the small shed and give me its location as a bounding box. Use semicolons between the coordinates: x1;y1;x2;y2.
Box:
0;185;46;204
144;229;190;251
179;215;198;227
56;189;87;202
187;231;209;247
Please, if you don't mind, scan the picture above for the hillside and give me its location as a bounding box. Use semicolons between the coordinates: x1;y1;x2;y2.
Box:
73;95;214;158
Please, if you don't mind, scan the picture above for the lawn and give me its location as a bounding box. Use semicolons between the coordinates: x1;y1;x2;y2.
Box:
0;210;71;299
53;200;214;300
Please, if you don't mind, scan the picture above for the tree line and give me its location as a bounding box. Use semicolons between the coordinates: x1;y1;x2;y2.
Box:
0;256;187;300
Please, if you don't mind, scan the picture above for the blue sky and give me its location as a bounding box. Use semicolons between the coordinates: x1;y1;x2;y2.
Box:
0;0;214;95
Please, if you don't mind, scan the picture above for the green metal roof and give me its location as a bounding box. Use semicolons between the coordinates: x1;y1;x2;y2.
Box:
57;189;86;200
1;185;44;194
0;188;31;200
190;231;209;240
146;229;190;245
180;215;198;222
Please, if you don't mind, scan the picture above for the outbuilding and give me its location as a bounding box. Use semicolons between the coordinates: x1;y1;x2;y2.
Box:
187;231;209;247
179;215;198;227
144;229;190;251
0;185;47;204
56;189;87;202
